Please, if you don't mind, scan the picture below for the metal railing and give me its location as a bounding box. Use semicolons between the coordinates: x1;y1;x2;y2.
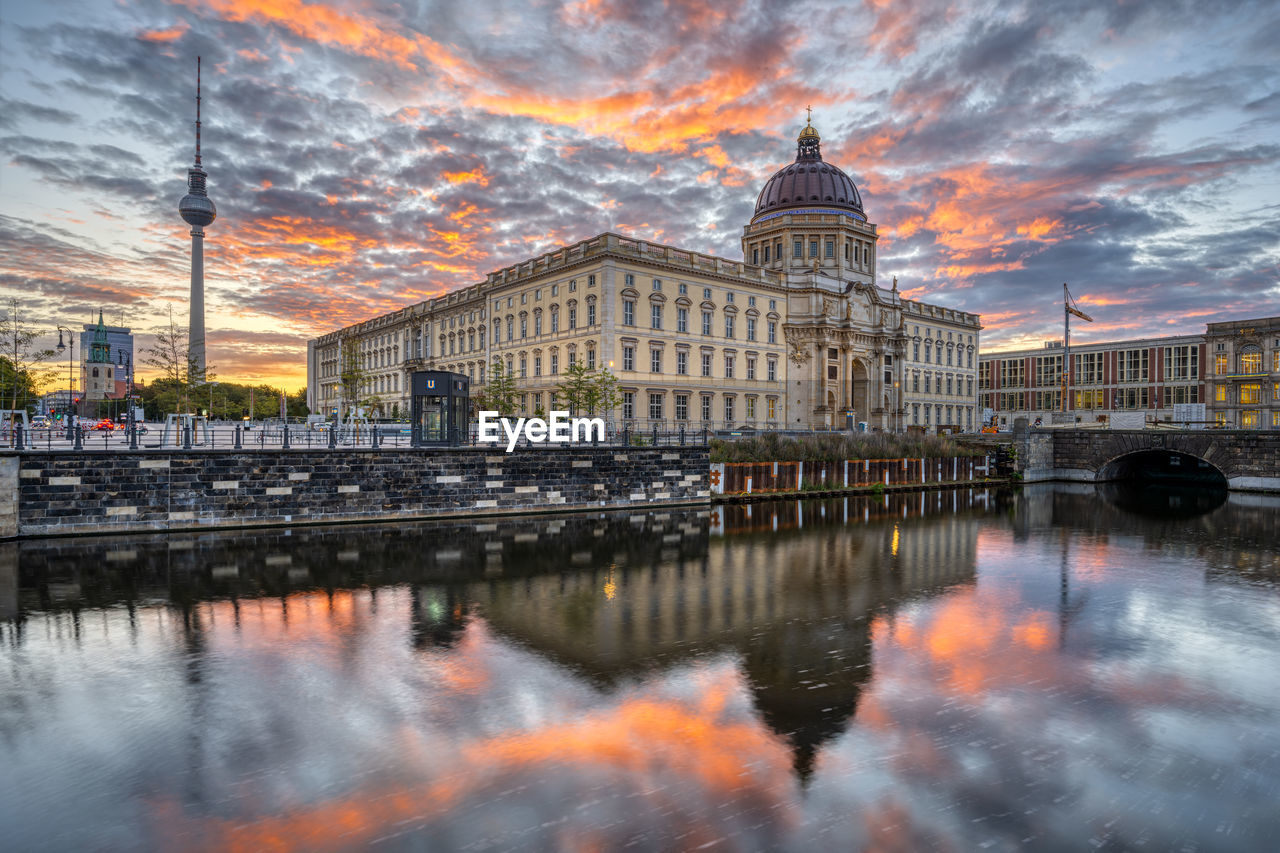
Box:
3;421;712;452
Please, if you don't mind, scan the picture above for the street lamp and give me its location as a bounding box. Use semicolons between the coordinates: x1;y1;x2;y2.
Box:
117;349;135;436
55;326;75;440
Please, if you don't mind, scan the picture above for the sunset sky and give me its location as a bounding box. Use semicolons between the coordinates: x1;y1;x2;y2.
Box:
1;0;1276;391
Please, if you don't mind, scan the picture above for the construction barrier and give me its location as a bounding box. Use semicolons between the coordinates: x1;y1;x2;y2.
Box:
717;456;989;494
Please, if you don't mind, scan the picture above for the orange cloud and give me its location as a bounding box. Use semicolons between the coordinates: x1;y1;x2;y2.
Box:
138;24;190;43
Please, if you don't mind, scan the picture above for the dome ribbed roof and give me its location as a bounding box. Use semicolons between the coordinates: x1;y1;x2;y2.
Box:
752;123;864;221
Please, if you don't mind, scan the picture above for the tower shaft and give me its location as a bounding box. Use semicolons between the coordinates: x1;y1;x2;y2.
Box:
190;227;206;376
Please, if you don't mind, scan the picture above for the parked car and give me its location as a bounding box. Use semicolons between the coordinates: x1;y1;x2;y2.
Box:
31;416;52;430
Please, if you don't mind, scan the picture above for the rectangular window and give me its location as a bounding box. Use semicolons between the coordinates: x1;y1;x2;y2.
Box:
678;283;687;295
753;248;759;265
519;356;527;379
825;240;834;258
550;310;559;333
1240;383;1262;404
675;394;689;420
724;354;735;378
651;349;662;373
622;346;634;371
1241;350;1261;373
793;240;802;258
1242;410;1260;428
677;351;688;375
725;315;735;338
652;278;662;291
550;353;558;375
586;349;595;369
702;311;712;336
810;240;818;257
534;315;542;336
1000;358;1026;388
724;397;735;424
651;303;662;330
622;392;634;420
703;287;712;300
725;292;734;304
767;321;777;343
649;393;663;421
762;246;769;263
623;300;635;326
1120;348;1150;383
1074;353;1102;385
568;307;577;330
520;317;527;339
625;274;634;287
701;396;712;421
534;356;542;377
746;357;756;380
677;308;688;332
767;398;777;419
1215;353;1228;374
569;280;576;292
701;353;712;377
746;318;756;341
748;296;756;307
1164;345;1198;380
588;275;595;287
746;397;756;419
767;359;776;381
587;302;596;325
1035;355;1062;387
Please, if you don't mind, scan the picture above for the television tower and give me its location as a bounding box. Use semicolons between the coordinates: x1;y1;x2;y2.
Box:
178;56;216;376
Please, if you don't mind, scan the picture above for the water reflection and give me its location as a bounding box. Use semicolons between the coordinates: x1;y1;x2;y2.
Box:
2;486;1279;851
1098;479;1228;517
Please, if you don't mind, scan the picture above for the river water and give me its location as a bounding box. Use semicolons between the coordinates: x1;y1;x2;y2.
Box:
2;484;1278;851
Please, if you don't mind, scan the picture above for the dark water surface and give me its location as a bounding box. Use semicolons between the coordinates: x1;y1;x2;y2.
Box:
2;484;1279;851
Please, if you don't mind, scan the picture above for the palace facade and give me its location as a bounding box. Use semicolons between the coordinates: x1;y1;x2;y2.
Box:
307;122;982;431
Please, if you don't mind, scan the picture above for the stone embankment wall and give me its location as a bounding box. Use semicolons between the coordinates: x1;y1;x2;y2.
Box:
0;447;709;538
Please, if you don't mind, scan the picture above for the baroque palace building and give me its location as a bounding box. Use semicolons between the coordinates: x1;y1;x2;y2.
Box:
308;121;982;431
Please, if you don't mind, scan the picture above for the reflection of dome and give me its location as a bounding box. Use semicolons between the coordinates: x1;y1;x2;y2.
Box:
752;122;864;222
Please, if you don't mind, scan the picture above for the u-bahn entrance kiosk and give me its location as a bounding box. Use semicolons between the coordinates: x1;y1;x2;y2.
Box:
410;370;469;446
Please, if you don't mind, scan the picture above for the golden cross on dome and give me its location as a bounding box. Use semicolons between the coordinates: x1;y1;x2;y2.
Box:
805;105;813;125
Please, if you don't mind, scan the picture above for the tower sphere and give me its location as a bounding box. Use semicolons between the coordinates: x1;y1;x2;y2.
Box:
179;167;217;228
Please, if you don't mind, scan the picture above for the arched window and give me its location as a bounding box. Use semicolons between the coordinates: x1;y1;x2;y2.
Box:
92;368;99;378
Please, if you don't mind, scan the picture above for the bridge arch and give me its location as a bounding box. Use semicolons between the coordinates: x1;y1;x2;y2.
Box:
1095;448;1227;487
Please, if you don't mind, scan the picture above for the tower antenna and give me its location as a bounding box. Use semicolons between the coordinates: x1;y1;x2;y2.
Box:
195;56;202;166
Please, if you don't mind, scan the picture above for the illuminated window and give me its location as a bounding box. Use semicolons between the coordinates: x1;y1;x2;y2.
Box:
1240;383;1262;404
1240;348;1261;373
1215;384;1227;403
1241;410;1260;428
1215;353;1228;374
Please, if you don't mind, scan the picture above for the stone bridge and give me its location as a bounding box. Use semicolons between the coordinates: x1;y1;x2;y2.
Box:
1021;429;1280;492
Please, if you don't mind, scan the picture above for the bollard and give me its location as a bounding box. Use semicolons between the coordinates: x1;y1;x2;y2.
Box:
129;421;138;450
183;424;192;450
74;425;83;450
371;425;380;449
329;425;337;449
234;425;242;449
282;424;291;449
679;425;685;446
652;424;658;446
14;423;23;451
622;426;629;447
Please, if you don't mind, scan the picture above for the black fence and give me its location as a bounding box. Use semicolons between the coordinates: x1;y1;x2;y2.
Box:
3;421;710;452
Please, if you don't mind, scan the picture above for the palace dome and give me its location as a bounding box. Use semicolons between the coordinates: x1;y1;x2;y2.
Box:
752;122;864;221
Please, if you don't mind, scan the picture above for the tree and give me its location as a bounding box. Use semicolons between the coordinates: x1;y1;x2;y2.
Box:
142;308;213;415
478;357;518;415
555;361;595;416
0;299;55;414
338;335;369;421
592;366;619;421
